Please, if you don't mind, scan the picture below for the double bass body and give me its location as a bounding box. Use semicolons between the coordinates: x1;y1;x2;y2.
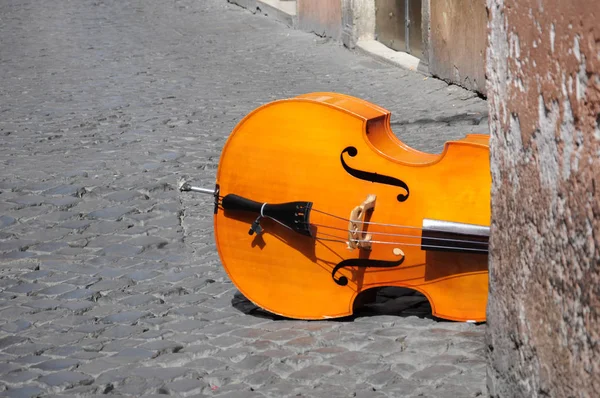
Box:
212;92;490;322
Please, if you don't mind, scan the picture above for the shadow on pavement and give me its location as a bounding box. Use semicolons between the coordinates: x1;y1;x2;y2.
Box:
231;286;443;323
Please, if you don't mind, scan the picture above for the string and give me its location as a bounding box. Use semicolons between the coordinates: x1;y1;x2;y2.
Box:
312;208;488;234
309;222;487;246
310;207;488;251
312;208;423;230
314;232;488;253
264;217;487;253
217;199;487;236
219;200;486;237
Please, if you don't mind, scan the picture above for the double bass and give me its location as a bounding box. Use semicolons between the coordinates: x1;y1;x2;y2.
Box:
180;92;490;322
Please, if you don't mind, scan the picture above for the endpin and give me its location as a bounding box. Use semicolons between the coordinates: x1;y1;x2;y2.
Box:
179;179;220;215
178;179;215;195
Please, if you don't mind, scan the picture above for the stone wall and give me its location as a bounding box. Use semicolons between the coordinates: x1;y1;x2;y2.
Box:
486;0;600;396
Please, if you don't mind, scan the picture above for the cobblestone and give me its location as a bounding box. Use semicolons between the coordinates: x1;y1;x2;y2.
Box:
0;0;488;396
0;386;45;398
37;371;94;388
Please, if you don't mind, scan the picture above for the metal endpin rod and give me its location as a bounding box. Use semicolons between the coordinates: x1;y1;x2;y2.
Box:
178;180;215;195
187;186;215;195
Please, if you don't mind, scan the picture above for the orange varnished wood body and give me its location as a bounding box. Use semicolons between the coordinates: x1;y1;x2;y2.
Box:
214;92;490;321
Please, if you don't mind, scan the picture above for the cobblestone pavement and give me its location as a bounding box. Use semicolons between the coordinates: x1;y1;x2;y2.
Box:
0;0;489;396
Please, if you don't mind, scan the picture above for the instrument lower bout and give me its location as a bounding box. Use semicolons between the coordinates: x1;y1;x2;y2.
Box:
181;92;491;322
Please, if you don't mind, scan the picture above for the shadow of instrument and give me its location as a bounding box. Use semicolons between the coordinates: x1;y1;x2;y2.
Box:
180;92;490;322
